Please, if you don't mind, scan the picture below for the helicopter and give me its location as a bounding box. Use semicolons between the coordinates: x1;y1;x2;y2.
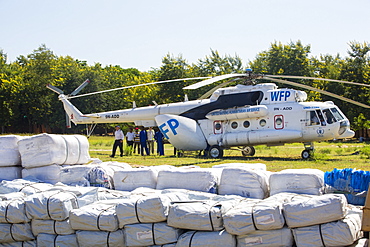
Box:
47;70;370;159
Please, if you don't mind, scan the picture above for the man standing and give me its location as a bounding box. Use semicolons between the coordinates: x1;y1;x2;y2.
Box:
154;128;164;156
147;127;155;154
125;128;135;155
139;126;150;156
110;125;124;158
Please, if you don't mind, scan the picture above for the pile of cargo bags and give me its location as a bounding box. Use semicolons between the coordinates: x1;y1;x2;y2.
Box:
0;133;367;246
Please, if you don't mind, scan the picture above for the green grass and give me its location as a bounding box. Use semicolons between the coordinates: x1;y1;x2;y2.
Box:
88;136;370;172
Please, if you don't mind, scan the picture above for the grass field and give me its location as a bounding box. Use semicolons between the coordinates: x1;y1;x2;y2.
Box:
89;136;370;172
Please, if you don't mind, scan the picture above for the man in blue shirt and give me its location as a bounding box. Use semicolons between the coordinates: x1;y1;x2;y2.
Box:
139;126;150;156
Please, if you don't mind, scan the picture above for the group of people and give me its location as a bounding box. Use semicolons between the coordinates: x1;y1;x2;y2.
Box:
110;126;165;157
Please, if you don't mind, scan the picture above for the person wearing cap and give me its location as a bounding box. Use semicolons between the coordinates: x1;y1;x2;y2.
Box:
110;125;124;158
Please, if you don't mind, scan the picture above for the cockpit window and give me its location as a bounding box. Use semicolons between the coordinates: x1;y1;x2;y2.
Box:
323;109;336;124
330;107;344;121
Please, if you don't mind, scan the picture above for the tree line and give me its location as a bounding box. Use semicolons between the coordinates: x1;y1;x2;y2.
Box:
0;41;369;134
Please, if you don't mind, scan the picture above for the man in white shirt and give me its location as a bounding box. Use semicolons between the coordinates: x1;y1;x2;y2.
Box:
125;127;135;155
147;127;155;154
110;125;124;157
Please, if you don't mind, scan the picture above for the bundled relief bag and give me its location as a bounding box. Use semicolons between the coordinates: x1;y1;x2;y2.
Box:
125;222;183;247
0;167;22;182
283;193;348;228
88;161;132;189
116;192;188;227
36;233;78;247
69;200;119;232
156;168;219;193
0;135;22;167
0;178;54;195
0;192;26;201
167;200;225;231
218;167;269;199
60;164;97;187
31;219;74;236
0;240;37;247
113;167;159;191
76;229;125;247
0;223;34;243
25;186;99;221
18;134;67;168
22;164;62;184
269;169;325;196
73;134;90;164
176;230;236;247
0;198;29;224
236;227;294;247
292;208;362;247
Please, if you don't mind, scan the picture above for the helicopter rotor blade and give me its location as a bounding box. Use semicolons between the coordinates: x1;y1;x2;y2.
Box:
198;78;242;100
69;77;211;99
266;75;370;88
183;74;247;90
70;79;90;96
46;84;64;95
264;76;370;109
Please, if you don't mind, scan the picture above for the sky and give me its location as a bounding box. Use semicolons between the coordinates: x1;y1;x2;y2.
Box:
1;0;370;72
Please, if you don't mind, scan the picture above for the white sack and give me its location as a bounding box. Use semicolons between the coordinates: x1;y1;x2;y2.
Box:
73;134;90;164
116;193;188;228
0;135;22;167
0;179;54;195
22;164;61;184
176;230;236;247
88;161;131;189
236;227;294;247
218;167;269;199
212;163;266;171
167;200;224;231
97;187;132;201
18;134;67;168
76;229;125;247
0;167;22;182
0;240;36;247
269;169;325;196
36;233;78;247
60;164;96;186
113;168;158;191
125;222;182;247
69;201;119;232
60;135;80;165
292;211;362;247
31;219;74;236
25;190;78;221
47;185;98;207
0;223;34;243
0;198;29;224
156;168;219;193
283;194;348;228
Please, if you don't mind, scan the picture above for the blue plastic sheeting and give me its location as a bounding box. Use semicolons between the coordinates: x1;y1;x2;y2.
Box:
324;168;370;205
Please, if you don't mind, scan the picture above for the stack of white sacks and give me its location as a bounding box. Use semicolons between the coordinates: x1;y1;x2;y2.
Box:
0;133;365;246
0;135;23;181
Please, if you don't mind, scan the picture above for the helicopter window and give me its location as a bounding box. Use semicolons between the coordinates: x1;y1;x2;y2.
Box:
330;107;344;121
309;111;320;126
243;121;250;128
323;109;336;124
315;110;326;126
215;122;222;130
259;119;267;127
231;122;238;129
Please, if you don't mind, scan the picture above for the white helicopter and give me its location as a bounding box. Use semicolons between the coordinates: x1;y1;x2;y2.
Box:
47;70;370;159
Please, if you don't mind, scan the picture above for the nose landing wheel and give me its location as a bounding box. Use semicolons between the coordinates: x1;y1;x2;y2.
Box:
301;142;314;159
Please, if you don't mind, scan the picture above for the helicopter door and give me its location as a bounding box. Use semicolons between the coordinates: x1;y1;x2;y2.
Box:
274;115;284;130
214;121;223;134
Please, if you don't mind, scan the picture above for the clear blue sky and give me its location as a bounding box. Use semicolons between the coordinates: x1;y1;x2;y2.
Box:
1;0;370;71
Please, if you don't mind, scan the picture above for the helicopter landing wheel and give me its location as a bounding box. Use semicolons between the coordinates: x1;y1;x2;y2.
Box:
241;146;256;157
209;145;224;159
301;149;313;159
